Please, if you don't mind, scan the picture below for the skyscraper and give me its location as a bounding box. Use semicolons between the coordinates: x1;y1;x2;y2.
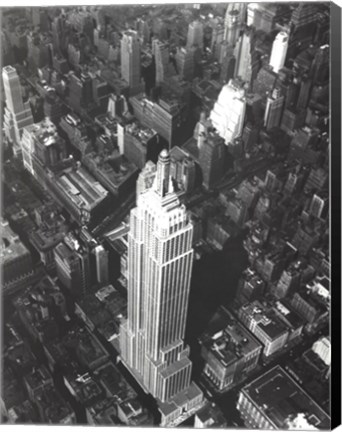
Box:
120;150;203;426
269;31;289;74
224;3;246;46
264;87;285;130
2;65;34;156
121;30;142;94
210;79;246;145
199;131;225;190
224;9;240;47
153;39;171;85
187;20;204;50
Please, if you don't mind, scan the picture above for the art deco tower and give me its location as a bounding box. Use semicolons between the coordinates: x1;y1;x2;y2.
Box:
120;150;203;426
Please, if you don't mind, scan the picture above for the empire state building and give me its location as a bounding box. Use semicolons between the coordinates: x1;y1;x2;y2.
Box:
120;150;203;426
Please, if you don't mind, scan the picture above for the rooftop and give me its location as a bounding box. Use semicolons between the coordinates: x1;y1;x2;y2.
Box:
241;365;330;429
125;122;157;145
83;152;138;194
1;220;31;265
240;300;288;341
200;307;261;368
55;165;108;211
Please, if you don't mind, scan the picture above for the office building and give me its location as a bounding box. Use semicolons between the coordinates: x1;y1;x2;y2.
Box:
199;307;262;391
311;44;329;84
264;87;284;130
68;71;94;113
54;233;90;298
120;150;203;426
130;93;188;148
83;149;138;198
153;39;171;85
224;8;241;47
27;31;51;70
237;365;330;430
46;164;109;225
234;30;255;86
124;122;159;170
1;219;34;295
269;32;289;74
170;146;196;193
21;118;67;187
175;47;195;81
2;65;34;156
308;193;328;220
93;244;109;285
199;131;225;190
272;264;301;299
236;268;265;304
136;18;150;45
121;30;142;94
29;202;68;269
210;79;246;145
312;336;331;367
187;20;204;50
238;300;289;358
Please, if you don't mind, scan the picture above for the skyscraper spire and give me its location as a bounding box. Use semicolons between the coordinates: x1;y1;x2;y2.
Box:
155;149;171;197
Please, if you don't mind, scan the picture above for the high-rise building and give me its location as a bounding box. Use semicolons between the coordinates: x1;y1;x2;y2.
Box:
269;31;289;74
311;44;329;84
68;71;94;113
170;146;196;193
199;131;225;190
121;30;142;94
136;18;150;45
187;20;204;50
54;233;90;298
234;31;254;85
264;87;285;130
210;79;246;145
2;65;34;156
223;7;241;47
153;39;171;85
120;150;203;426
175;47;195;81
93;244;109;285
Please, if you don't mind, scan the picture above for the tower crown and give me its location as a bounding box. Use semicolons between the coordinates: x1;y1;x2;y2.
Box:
155;149;171;197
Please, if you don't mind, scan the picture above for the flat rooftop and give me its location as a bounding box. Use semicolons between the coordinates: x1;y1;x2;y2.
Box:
241;365;330;429
83;152;138;192
200;307;261;367
55;166;108;211
240;301;288;341
125;122;157;145
1;220;30;265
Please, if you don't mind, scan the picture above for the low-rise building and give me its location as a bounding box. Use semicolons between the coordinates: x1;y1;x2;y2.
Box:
1;219;34;295
238;300;289;358
83;151;138;198
199;307;262;391
194;402;227;428
237;365;330;430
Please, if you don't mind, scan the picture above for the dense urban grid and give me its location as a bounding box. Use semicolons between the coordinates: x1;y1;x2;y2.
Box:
1;2;331;428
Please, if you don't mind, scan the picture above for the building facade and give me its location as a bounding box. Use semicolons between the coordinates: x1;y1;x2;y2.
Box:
120;150;203;425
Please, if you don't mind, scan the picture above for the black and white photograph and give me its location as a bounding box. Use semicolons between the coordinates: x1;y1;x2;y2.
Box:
0;1;340;429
